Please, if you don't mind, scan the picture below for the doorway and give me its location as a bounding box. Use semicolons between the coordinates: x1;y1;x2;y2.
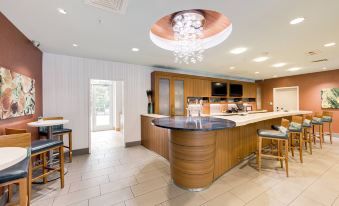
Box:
89;79;124;152
273;86;299;111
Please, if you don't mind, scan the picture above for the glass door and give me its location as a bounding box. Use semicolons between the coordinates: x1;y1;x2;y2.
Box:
92;83;114;131
173;79;185;115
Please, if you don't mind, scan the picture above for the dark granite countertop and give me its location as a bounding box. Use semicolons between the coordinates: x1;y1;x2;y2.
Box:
152;116;236;131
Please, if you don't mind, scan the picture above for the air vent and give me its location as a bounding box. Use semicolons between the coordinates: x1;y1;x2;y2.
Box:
305;50;320;56
85;0;128;14
312;58;328;63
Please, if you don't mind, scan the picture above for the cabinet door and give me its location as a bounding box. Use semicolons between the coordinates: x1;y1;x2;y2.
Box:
173;79;185;115
159;78;171;115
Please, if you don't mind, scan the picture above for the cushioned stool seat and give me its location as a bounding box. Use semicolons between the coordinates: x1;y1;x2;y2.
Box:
257;129;288;139
322;116;332;123
39;128;72;135
31;139;63;154
0;156;29;184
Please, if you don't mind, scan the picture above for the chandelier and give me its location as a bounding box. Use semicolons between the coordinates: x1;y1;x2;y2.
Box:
172;10;205;64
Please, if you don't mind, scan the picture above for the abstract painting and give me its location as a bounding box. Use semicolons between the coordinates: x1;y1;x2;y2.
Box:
0;67;35;119
321;88;339;109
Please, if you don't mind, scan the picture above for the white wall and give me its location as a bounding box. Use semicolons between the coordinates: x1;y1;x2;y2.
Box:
115;81;123;130
43;53;153;150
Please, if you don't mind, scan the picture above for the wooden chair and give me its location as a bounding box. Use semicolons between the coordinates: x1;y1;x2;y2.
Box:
322;111;333;144
302;114;313;154
0;133;31;206
312;112;324;149
39;117;73;162
5;128;65;200
289;116;304;163
257;118;290;177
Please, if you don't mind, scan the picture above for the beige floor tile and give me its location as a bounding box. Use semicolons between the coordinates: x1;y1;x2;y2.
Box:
89;188;133;206
53;187;100;206
220;174;252;188
230;181;266;202
289;195;325;206
125;189;169;206
246;193;286;206
161;192;206;206
301;183;338;206
201;192;244;206
69;200;89;206
333;197;339;206
161;184;187;199
82;167;115;180
263;181;304;204
100;176;138;194
31;197;54;206
69;175;109;193
131;177;168;196
199;179;232;200
250;174;282;190
135;167;169;183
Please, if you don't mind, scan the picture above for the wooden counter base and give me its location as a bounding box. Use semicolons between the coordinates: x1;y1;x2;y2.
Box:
170;130;216;190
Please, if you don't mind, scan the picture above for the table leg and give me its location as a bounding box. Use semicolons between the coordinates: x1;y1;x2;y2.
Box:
47;126;54;166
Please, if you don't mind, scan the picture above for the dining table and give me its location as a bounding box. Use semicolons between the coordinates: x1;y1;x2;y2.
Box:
0;147;28;171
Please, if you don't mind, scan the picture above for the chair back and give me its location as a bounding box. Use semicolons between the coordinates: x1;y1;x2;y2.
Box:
291;116;303;124
0;133;31;148
322;111;333;117
314;112;322;118
5;128;27;135
281;118;290;128
304;114;313;120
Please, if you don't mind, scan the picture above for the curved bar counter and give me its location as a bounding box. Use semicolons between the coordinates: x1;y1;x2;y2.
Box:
152;116;236;190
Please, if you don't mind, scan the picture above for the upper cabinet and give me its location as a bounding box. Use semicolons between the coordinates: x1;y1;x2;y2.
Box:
242;83;257;98
186;78;211;97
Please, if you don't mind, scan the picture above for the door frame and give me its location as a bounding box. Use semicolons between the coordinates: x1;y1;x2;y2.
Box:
273;86;299;111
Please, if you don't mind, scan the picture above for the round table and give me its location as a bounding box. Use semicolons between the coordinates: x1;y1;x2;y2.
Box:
0;147;28;171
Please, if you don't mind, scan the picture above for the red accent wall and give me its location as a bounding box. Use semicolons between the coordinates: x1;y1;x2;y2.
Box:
0;12;42;139
257;69;339;133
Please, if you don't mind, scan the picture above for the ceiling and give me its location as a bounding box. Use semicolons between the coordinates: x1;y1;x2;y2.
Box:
1;0;339;80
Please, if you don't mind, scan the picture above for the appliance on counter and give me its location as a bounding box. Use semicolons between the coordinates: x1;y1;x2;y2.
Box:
230;84;243;97
211;82;227;96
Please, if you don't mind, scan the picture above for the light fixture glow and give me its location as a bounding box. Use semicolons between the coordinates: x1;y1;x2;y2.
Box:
324;42;336;47
290;17;304;25
229;66;235;70
272;63;287;68
255;71;260;74
287;67;301;72
72;43;78;47
253;56;269;62
57;8;67;14
273;75;277;78
322;67;327;70
230;47;247;54
131;48;139;52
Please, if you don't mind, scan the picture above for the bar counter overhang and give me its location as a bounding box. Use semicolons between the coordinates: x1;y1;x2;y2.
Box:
142;111;312;191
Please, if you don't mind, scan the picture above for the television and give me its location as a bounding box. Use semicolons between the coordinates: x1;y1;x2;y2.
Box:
211;82;227;96
230;84;243;97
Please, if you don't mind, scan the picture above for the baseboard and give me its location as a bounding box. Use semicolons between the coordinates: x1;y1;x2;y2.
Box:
125;141;141;147
73;148;89;155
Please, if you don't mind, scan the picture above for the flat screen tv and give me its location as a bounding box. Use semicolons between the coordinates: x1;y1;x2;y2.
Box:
211;82;227;96
230;84;243;97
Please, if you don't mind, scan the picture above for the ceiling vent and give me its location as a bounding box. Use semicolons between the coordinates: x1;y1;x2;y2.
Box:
85;0;128;14
305;50;320;56
312;58;328;63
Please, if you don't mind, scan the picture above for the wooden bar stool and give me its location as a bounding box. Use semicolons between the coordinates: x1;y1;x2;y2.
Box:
312;112;324;149
257;118;290;177
322;111;333;144
0;133;31;206
289;116;304;163
302;114;313;155
39;117;73;162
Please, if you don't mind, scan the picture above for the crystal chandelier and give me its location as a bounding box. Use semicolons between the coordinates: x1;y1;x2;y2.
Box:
172;10;205;64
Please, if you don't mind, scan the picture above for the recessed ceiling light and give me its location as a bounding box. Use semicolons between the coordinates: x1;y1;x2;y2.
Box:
255;71;260;74
290;17;304;25
57;8;67;15
322;67;327;70
229;66;235;70
272;63;287;68
287;67;301;72
273;75;277;78
131;48;139;52
72;43;78;47
230;47;247;54
324;42;336;47
253;56;269;62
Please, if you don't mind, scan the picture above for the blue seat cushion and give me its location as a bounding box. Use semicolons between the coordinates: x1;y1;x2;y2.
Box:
40;128;72;135
257;129;288;139
312;117;323;125
322;116;332;123
0;156;29;184
303;119;312;128
289;122;302;132
31;139;63;154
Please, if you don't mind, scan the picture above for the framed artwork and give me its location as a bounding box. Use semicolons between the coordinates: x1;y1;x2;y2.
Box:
321;88;339;109
0;66;35;119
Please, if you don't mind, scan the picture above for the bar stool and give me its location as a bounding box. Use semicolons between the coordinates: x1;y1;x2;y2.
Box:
257;118;290;177
312;112;324;149
289;116;304;163
322;111;333;144
302;114;313;155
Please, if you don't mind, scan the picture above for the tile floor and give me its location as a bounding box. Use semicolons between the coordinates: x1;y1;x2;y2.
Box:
30;133;339;206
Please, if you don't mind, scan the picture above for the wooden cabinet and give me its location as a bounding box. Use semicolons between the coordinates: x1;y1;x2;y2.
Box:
188;78;211;97
243;83;257;98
